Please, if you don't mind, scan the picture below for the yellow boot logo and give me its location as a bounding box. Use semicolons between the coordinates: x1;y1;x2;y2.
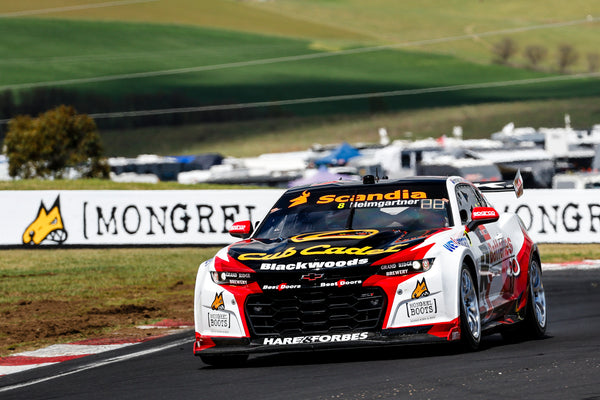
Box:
22;196;68;245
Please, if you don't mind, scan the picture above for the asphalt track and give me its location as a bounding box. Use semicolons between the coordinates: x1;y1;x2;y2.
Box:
1;267;599;400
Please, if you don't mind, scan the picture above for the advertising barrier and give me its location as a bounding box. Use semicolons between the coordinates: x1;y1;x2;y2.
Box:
1;188;598;247
486;189;600;243
2;190;284;247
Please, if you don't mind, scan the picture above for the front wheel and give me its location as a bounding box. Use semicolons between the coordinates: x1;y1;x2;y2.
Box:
459;264;481;351
526;257;547;337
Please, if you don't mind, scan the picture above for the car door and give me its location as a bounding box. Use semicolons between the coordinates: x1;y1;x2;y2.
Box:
455;184;514;319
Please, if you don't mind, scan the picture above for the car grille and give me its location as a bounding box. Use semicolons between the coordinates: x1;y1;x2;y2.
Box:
245;287;386;337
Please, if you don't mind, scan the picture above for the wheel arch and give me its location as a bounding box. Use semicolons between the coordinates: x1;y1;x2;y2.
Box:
531;244;541;273
461;253;479;296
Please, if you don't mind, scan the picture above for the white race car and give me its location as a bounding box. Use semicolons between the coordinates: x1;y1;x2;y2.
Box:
193;175;547;366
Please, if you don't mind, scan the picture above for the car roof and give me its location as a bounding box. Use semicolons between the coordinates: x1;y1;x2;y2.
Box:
286;176;453;194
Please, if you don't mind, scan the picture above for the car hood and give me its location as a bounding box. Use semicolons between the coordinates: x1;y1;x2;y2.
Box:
225;228;447;272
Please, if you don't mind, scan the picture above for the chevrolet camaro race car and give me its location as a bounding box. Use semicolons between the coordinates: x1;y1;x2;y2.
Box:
193;175;547;366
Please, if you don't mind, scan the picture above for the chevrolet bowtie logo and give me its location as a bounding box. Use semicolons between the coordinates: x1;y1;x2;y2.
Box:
301;273;324;281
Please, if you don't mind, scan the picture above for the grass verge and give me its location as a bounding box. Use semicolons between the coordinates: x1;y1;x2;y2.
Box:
0;247;219;356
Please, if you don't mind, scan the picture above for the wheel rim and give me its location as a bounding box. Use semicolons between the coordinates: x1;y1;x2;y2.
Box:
530;260;547;328
461;269;480;340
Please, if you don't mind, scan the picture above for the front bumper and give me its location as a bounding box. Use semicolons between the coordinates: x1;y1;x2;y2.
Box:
194;319;460;356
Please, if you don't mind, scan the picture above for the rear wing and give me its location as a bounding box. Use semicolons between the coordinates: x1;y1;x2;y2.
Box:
475;170;524;198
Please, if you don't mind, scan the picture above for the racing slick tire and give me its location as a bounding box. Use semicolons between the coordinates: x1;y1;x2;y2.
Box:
459;263;481;351
502;256;547;342
200;354;249;368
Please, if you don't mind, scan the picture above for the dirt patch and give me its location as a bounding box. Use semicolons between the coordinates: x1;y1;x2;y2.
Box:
88;304;159;316
1;297;193;356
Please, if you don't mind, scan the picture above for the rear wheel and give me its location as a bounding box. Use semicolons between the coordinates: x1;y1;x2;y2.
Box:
200;354;248;367
459;264;481;350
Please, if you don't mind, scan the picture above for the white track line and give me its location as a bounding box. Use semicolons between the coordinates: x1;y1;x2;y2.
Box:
0;336;191;393
15;343;139;358
0;0;157;18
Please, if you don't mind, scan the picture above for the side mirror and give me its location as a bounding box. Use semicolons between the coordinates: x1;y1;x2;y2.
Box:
465;207;499;232
229;220;253;239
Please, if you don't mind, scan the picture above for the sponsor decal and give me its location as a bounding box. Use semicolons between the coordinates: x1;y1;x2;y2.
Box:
385;269;410;277
508;258;521;277
316;190;427;206
473;210;498;218
301;273;324;281
453;235;470;247
260;258;368;271
289;191;310;208
475;225;491;241
208;312;230;329
351;199;420;209
22;196;68;245
262;283;302;291
291;230;378;242
380;261;414;270
411;278;430;299
262;332;369;345
219;271;252;285
227;279;249;285
239;243;409;261
379;261;413;276
240;247;298;261
407;298;438;321
319;279;363;288
444;236;469;252
443;240;459;252
299;244;407;256
211;292;225;311
479;237;514;266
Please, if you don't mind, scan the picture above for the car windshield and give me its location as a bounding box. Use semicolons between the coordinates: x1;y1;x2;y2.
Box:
254;183;452;240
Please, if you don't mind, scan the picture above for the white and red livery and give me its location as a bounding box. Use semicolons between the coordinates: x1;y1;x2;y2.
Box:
193;176;547;366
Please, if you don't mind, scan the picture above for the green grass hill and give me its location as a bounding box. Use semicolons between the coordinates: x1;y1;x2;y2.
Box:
0;1;598;157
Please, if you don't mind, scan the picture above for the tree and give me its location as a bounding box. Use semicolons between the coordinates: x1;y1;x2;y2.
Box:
524;44;548;69
557;44;579;73
492;37;518;64
587;52;600;72
3;105;109;179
